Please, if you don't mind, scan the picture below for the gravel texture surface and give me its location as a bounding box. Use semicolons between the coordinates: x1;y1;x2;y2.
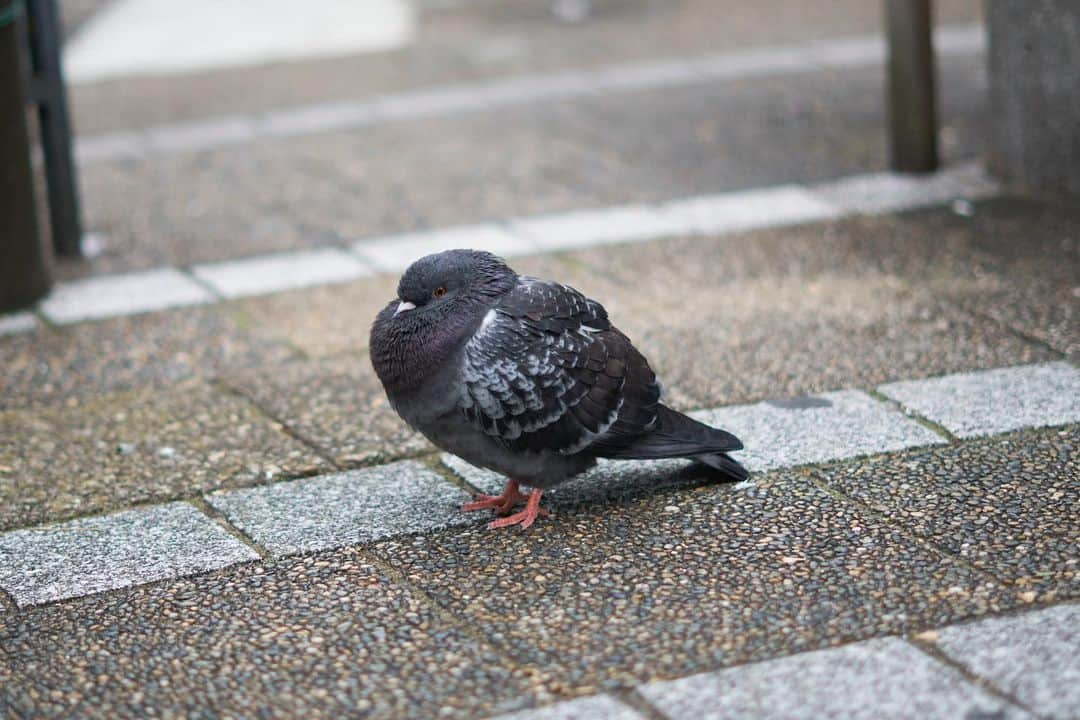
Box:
0;381;328;531
819;427;1080;599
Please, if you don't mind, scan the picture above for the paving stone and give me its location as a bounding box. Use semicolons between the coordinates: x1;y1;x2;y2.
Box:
0;503;257;607
223;355;433;467
0;549;538;719
39;268;213;324
879;363;1080;439
488;695;644;720
810;162;999;215
207;461;473;557
692;390;945;471
0;381;328;532
0;311;37;337
191;248;374;299
659;185;840;236
351;224;538;273
372;469;1013;690
819;428;1080;598
934;604;1080;720
638;636;1029;720
509;205;684;251
0;305;299;410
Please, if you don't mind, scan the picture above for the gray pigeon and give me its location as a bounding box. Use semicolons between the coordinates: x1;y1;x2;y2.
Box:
370;249;747;529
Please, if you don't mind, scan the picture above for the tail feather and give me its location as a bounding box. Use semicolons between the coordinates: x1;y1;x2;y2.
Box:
694;452;750;482
593;405;747;481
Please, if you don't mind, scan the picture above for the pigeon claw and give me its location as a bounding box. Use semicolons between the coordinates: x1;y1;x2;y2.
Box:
462;479;528;516
486;489;548;530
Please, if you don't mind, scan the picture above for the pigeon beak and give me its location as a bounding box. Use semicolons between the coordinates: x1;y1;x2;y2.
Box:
394;301;416;316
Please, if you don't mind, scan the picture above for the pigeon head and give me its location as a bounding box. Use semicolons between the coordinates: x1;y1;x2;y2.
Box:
393;249;515;318
370;249;516;392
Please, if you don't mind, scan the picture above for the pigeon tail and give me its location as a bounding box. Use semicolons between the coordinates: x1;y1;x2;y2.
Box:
593;404;746;483
691;451;750;483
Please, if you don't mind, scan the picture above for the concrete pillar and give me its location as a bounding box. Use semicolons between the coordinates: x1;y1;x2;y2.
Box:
987;0;1080;197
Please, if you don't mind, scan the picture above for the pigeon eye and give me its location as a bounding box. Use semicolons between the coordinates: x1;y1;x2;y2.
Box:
433;286;447;298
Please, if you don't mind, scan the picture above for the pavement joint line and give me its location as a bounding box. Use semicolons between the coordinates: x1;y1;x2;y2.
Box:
878;362;1080;440
962;306;1069;361
73;24;984;163
905;635;1041;718
866;389;959;443
186;496;273;562
211;378;346;473
0;364;1068;608
0;162;999;331
805;471;1015;594
615;689;678;720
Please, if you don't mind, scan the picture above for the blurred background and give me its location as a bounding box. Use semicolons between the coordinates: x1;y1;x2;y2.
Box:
7;0;999;286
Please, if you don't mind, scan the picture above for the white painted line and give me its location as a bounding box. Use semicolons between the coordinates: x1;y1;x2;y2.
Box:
39;267;213;324
810;161;999;215
661;185;842;236
510;204;686;251
0;503;258;607
692;390;946;472
64;0;416;84
0;311;38;337
878;362;1080;439
487;695;646;720
205;461;472;557
351;224;537;273
638;637;1025;720
191;248;374;299
74;24;984;162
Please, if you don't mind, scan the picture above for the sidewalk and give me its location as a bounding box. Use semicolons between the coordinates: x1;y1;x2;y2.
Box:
3;0;1078;718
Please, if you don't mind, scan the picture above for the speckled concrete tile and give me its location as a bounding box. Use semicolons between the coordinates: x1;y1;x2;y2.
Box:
0;503;257;606
223;355;433;467
488;695;645;720
691;390;944;471
0;381;328;531
879;363;1080;439
933;604;1080;720
509;205;684;251
190;248;374;299
819;427;1079;598
351;224;538;273
0;305;299;410
0;549;539;719
40;268;213;324
0;311;37;336
639;636;1029;720
207;461;472;556
372;470;1013;690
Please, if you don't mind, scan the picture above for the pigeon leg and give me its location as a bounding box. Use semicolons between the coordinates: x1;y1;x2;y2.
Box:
487;488;549;530
461;479;527;516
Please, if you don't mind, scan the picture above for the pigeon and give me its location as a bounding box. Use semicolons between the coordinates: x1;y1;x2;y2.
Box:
369;249;747;529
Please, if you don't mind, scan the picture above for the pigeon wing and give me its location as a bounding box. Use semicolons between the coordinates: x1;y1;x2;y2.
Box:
459;279;660;455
